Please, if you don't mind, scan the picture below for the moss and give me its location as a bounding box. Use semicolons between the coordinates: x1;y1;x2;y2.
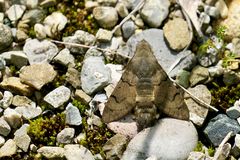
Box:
194;141;204;152
9;65;19;76
28;113;66;146
208;146;215;157
52;74;66;88
215;25;227;40
28;26;36;38
71;99;89;115
222;51;236;68
197;39;216;56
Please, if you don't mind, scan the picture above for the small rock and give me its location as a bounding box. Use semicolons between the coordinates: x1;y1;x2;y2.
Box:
66;67;81;88
103;134;128;160
0;117;11;137
64;144;95;160
40;0;56;7
30;144;37;152
12;95;32;107
184;85;211;126
121;118;198;160
43;12;67;38
13;124;30;152
15;102;42;119
87;114;102;127
199;12;210;25
0;23;13;51
6;4;26;21
16;29;29;42
231;134;240;157
21;9;46;26
25;0;38;9
0;91;13;109
0;56;6;70
96;28;113;42
53;48;75;67
189;65;209;87
204;114;240;146
208;60;224;77
215;0;228;19
122;20;135;39
19;63;57;90
116;2;129;18
65;103;82;126
43;86;71;108
163;18;191;51
0;136;5;147
204;5;220;18
81;56;111;95
214;143;231;160
37;146;65;159
140;0;170;27
74;89;91;105
23;39;59;64
134;14;144;28
3;108;22;129
57;128;75;144
0;13;4;23
176;70;191;88
93;6;118;29
34;23;47;39
10;51;29;68
197;45;220;67
226;106;240;119
85;48;103;59
63;30;96;54
0;139;17;158
223;70;240;86
232;38;240;56
187;151;207;160
0;77;34;96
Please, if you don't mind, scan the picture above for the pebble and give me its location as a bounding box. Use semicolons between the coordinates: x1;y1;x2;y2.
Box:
74;89;92;105
53;48;75;67
184;85;211;126
65;103;82;126
208;60;224;77
0;139;17;158
140;0;170;27
12;95;32;107
0;136;4;147
204;5;220;18
44;86;71;108
3;108;22;129
163;18;191;51
0;117;11;137
223;70;240;86
0;91;13;109
231;134;240;157
64;144;95;160
175;70;191;88
34;23;47;39
81;56;111;95
121;118;198;160
10;51;29;68
215;0;228;19
37;146;65;159
13;124;31;152
25;0;39;9
189;65;209;87
226;105;240;119
0;23;13;51
96;28;113;42
15;102;42;119
93;6;118;29
6;4;26;21
0;56;6;70
57;128;75;144
65;67;81;89
122;20;135;39
21;9;46;26
204;114;240;146
19;63;57;90
23;39;59;64
116;2;129;18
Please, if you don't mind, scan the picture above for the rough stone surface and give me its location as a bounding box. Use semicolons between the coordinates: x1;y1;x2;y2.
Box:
122;20;135;39
64;144;95;160
96;28;113;42
189;66;209;87
226;105;240;119
176;70;191;88
65;67;81;88
74;89;91;104
184;85;211;126
163;18;191;51
0;23;13;51
187;152;207;160
53;48;75;67
0;136;5;147
204;114;240;146
121;118;198;160
6;4;26;21
13;124;31;152
0;91;13;109
19;63;57;90
93;6;118;28
10;51;28;68
223;70;240;86
44;86;71;108
23;39;59;64
3;108;22;129
65;103;82;126
208;60;224;77
57;128;75;144
0;118;11;137
0;139;17;158
215;0;228;19
231;134;240;157
12;95;32;107
140;0;170;27
15;102;42;119
37;146;65;159
116;2;129;18
81;56;111;95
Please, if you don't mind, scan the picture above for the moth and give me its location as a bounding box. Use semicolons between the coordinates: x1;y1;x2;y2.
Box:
102;40;189;130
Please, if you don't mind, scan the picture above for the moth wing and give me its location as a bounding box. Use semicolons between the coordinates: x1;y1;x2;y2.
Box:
154;75;189;120
102;80;136;123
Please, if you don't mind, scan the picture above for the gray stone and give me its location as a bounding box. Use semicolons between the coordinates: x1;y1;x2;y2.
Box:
75;89;92;105
231;134;240;157
16;29;29;42
184;85;211;126
204;5;220;18
15;102;42;119
187;152;206;160
93;6;118;29
43;12;67;38
121;118;198;160
163;18;191;51
0;139;17;158
223;70;240;86
120;0;139;10
21;9;46;25
0;77;34;96
65;103;82;126
189;65;209;87
0;56;6;70
204;114;240;146
3;108;22;129
0;23;13;51
199;12;211;25
6;4;26;21
0;91;13;109
84;48;103;59
96;28;113;42
0;136;5;147
214;143;231;160
103;134;128;160
197;45;220;67
0;117;11;136
140;0;170;27
208;60;224;77
23;39;59;64
53;48;75;67
116;2;129;18
57;128;75;144
81;56;111;95
44;86;71;108
176;70;191;88
37;146;65;159
122;20;135;39
10;51;28;68
64;144;95;160
63;30;96;54
19;63;57;90
66;67;81;88
226;105;240;119
13;124;30;152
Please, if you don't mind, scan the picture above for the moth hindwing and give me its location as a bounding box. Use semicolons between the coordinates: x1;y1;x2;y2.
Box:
102;40;189;129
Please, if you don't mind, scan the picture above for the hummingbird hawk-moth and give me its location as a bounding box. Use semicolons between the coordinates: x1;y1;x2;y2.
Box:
102;40;189;130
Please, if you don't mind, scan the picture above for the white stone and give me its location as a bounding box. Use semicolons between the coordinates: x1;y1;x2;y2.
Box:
96;29;113;42
3;108;22;129
53;48;75;67
65;103;82;126
0;91;13;109
13;124;30;152
231;134;240;157
57;128;75;144
116;2;129;18
64;144;95;160
34;23;47;39
0;139;17;158
15;102;42;119
0;117;11;136
6;4;26;21
215;0;228;19
0;136;5;147
37;146;65;159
